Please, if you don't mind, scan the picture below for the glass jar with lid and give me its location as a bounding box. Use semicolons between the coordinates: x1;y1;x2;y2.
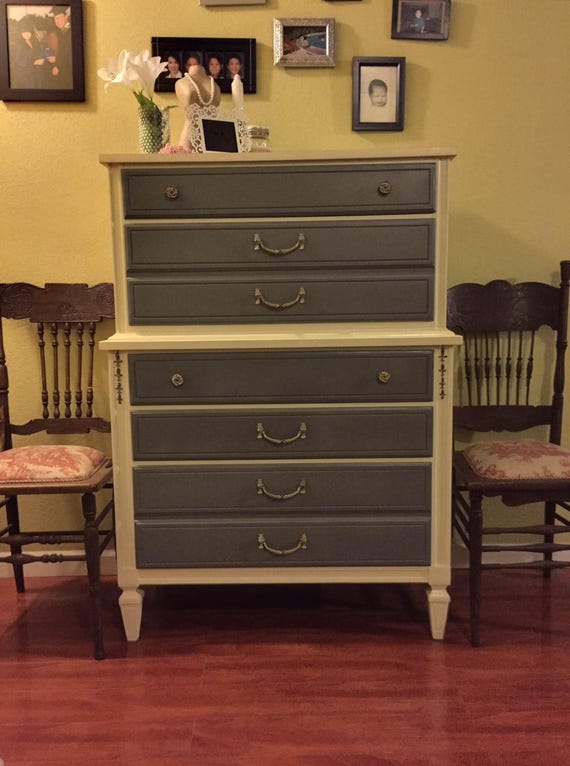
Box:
247;125;272;152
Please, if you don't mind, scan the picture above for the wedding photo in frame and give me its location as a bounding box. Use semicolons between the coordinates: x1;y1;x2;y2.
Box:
391;0;451;41
0;0;84;101
352;57;405;132
152;36;256;94
273;18;335;68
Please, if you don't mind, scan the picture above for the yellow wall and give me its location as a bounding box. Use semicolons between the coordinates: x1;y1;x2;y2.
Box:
1;0;568;290
0;1;569;531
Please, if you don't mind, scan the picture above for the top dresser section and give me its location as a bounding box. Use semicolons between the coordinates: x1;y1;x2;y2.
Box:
121;162;436;219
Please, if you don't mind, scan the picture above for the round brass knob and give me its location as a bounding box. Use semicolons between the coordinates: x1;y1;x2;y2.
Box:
378;371;391;384
165;186;179;200
377;182;393;196
171;373;184;387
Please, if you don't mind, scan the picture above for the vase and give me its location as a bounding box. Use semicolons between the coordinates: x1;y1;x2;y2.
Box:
137;106;170;153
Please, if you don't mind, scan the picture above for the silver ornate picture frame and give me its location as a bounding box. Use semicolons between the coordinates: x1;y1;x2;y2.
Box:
273;18;335;68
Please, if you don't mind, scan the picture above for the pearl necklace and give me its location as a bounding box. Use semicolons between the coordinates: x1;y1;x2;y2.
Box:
184;73;215;106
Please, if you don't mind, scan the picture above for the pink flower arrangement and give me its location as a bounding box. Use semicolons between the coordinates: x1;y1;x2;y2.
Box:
158;144;192;154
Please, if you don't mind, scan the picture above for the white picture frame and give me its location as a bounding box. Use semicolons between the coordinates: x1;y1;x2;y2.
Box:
200;1;265;6
273;18;335;68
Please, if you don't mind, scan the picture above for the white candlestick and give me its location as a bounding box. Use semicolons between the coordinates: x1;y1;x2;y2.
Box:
231;74;244;113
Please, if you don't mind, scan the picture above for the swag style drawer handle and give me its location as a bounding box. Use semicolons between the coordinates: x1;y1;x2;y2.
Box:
170;373;185;387
257;532;308;556
377;370;392;384
164;186;179;200
256;478;307;501
254;286;306;311
253;233;305;257
377;181;393;196
257;422;307;445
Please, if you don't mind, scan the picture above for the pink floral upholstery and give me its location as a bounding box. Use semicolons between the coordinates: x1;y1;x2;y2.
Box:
0;445;109;484
463;440;570;480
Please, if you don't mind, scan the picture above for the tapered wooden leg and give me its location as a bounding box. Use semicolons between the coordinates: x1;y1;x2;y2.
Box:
119;587;145;641
82;492;105;660
6;495;25;593
427;586;450;639
468;490;483;647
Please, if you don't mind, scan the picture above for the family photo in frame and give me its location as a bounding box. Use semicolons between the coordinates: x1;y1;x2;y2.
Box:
391;0;451;41
152;36;256;94
273;18;335;68
0;0;84;101
352;57;406;132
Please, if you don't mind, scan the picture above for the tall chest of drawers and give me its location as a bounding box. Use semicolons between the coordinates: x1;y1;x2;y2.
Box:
100;149;460;642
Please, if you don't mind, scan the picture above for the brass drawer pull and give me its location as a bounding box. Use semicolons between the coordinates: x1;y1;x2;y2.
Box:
164;186;179;200
257;422;307;445
254;286;306;310
170;373;184;387
377;181;393;196
256;478;306;501
253;232;305;257
378;370;391;384
257;532;308;556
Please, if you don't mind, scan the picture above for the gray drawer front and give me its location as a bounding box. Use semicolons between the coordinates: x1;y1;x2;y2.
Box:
135;516;431;568
133;463;431;516
122;163;436;218
125;220;435;272
131;407;433;460
127;272;433;324
129;350;434;404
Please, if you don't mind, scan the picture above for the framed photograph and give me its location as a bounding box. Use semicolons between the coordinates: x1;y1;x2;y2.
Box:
200;116;241;152
0;0;84;101
152;36;256;95
273;18;335;68
200;1;265;5
391;0;451;41
352;57;405;132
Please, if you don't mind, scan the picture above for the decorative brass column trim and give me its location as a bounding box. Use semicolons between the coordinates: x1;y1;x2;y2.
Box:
113;351;123;404
439;347;448;400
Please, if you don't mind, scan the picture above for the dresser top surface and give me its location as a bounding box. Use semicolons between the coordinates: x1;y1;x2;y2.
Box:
99;147;457;167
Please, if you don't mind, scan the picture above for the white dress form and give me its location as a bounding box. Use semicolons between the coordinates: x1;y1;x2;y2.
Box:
175;65;221;148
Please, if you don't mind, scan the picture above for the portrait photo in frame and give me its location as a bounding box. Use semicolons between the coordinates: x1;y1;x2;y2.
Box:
0;0;84;101
152;36;256;95
391;0;451;41
352;57;405;132
273;18;335;68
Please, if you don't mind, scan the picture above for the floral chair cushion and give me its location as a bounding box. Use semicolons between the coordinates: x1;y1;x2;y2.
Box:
463;440;570;480
0;445;109;484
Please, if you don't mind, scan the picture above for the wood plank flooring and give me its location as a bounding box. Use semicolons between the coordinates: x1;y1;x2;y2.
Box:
1;569;569;765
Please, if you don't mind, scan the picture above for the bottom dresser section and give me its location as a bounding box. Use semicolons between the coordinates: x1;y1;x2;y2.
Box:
135;516;431;568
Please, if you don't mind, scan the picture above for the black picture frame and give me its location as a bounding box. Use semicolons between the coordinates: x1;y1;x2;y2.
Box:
0;0;84;101
391;0;451;41
352;57;405;132
152;36;256;95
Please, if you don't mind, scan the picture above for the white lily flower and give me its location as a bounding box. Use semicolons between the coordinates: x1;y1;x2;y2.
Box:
97;49;167;108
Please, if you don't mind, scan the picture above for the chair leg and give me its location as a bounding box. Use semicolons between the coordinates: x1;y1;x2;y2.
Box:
6;495;25;593
82;492;105;660
468;491;483;647
543;500;555;579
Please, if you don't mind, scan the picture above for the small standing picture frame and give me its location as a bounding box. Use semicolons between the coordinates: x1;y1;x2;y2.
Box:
0;0;84;101
273;18;335;68
352;57;405;132
391;1;451;41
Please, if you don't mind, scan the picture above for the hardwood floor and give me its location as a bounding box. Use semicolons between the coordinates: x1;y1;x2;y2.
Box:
1;569;569;765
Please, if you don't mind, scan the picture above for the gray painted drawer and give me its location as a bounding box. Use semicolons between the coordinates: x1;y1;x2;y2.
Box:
131;407;433;460
133;463;431;516
127;271;433;324
129;350;434;404
135;516;431;568
125;220;435;273
121;163;436;218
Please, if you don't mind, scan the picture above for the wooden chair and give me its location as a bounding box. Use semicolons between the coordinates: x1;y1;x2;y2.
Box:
447;261;570;646
0;282;115;659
